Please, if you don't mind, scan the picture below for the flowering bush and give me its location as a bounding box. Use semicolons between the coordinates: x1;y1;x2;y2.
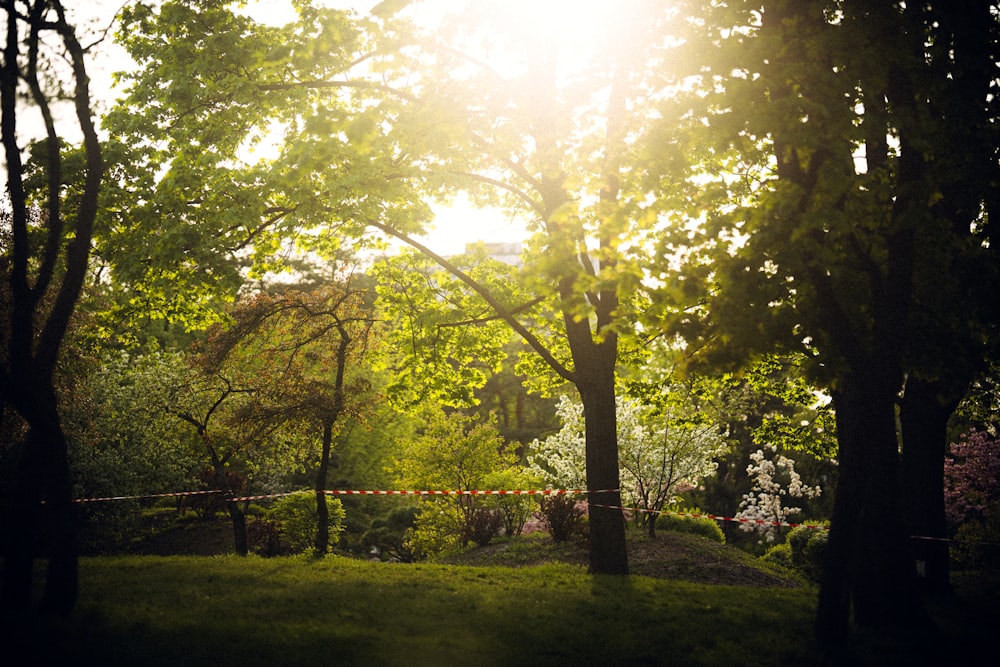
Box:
944;429;1000;569
944;429;1000;529
734;447;821;543
528;394;726;534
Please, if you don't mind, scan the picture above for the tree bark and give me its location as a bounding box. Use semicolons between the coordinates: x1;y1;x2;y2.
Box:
816;374;930;646
1;392;77;616
205;446;248;557
899;377;958;595
314;418;334;554
577;367;628;576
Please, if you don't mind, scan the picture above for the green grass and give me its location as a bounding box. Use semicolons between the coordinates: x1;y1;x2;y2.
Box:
15;555;817;666
12;553;997;666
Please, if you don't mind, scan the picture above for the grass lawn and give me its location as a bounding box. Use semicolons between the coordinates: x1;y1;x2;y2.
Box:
12;555;817;666
8;533;997;666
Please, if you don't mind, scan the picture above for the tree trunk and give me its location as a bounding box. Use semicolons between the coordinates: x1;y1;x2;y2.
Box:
226;499;248;557
816;375;930;647
899;377;957;595
314;418;334;555
1;396;77;617
207;453;247;556
578;376;629;576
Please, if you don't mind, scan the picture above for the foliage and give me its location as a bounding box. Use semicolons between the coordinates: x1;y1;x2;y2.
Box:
655;510;725;544
268;492;346;555
481;467;543;538
393;408;520;552
537;494;587;543
785;524;829;584
734;447;822;544
247;517;283;557
64;349;203;500
372;248;527;409
761;543;793;570
528;392;727;530
405;501;464;559
945;429;1000;570
465;507;505;548
951;511;1000;572
361;505;418;562
944;429;1000;530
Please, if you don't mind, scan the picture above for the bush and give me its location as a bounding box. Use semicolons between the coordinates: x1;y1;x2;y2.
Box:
785;523;828;582
362;505;419;562
247;517;285;557
655;509;725;543
268;492;345;555
537;494;586;542
465;506;505;547
762;542;793;568
482;469;541;538
951;505;1000;571
405;502;464;559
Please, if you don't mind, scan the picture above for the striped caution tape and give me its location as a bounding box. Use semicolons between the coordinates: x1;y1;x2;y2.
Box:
71;489;223;503
69;488;616;504
65;488;993;545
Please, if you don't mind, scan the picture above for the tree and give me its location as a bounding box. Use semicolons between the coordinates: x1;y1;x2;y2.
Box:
107;0;689;576
734;446;822;544
201;280;378;555
167;367;257;556
0;0;103;616
651;0;1000;645
529;392;726;538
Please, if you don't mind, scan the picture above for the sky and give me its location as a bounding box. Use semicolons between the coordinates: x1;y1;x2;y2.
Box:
76;0;528;258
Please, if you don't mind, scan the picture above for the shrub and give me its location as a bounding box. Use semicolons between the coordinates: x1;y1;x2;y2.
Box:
785;523;828;582
269;492;345;554
482;468;541;538
465;506;505;547
761;542;793;568
362;505;419;562
656;509;725;543
951;503;1000;571
247;517;285;557
537;494;586;542
405;502;463;559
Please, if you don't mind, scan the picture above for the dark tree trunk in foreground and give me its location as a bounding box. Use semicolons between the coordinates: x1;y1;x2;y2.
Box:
816;374;930;646
0;0;103;617
899;377;959;596
2;395;77;616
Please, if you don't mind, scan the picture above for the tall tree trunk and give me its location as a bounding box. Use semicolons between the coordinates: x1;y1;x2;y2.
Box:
578;371;628;576
899;377;958;595
1;394;77;616
314;418;334;554
816;374;929;646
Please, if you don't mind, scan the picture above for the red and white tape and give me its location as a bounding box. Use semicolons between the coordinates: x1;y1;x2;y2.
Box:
69;488;616;504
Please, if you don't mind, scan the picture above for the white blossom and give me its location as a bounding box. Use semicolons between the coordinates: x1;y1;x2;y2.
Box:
735;446;822;543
